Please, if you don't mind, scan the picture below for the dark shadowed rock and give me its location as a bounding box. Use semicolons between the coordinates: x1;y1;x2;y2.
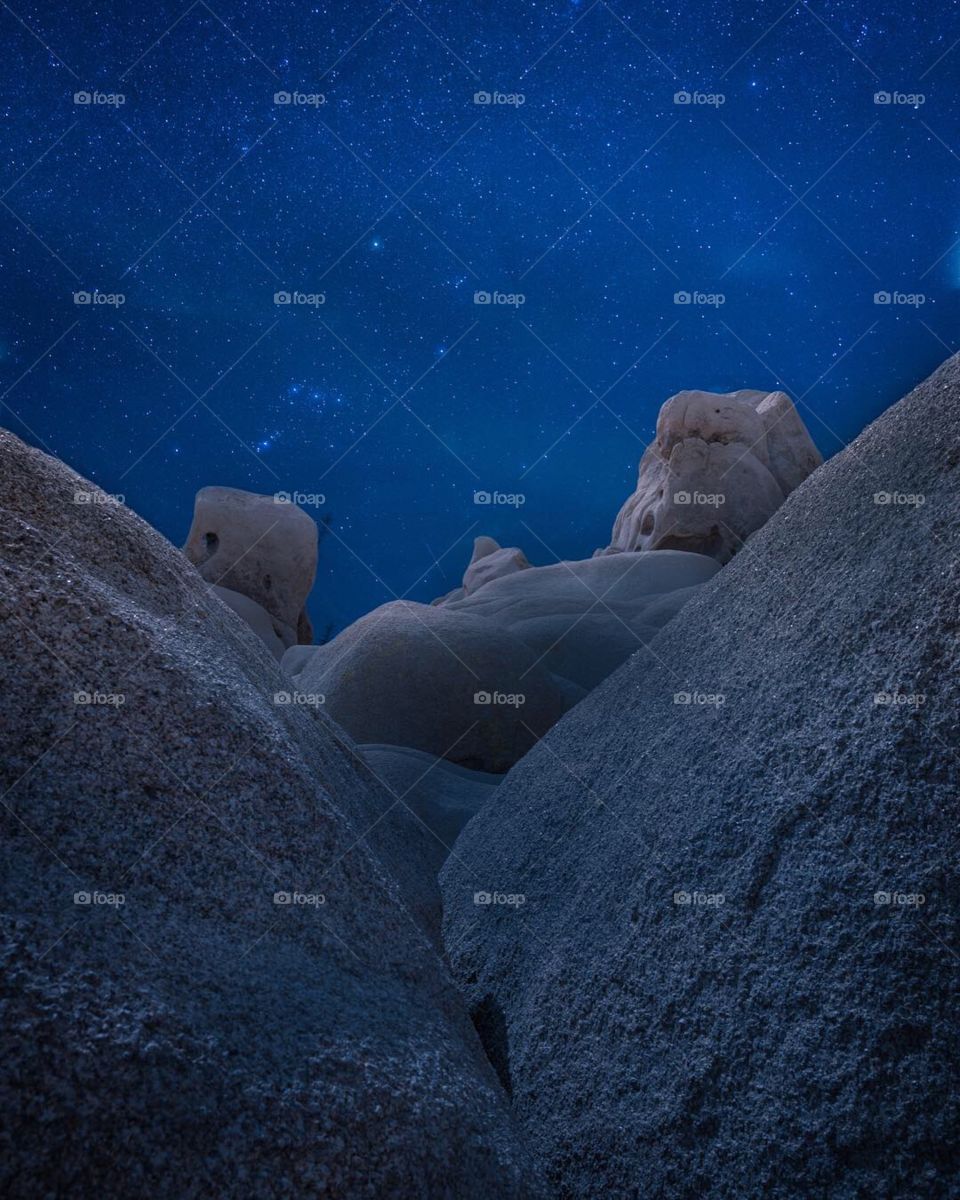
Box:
441;356;960;1198
0;431;539;1199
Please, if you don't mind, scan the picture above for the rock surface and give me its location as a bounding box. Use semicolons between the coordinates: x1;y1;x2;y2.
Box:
211;585;287;660
462;536;532;596
441;357;960;1198
286;600;578;773
184;486;318;647
605;388;822;561
448;550;721;690
0;431;537;1198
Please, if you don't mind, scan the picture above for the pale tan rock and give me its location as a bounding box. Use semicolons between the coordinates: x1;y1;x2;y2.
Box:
605;388;821;562
462;536;531;596
183;486;318;646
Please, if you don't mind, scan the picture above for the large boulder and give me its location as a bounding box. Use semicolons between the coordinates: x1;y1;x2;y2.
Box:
285;600;580;773
184;486;318;647
441;356;960;1198
447;550;721;690
604;388;822;561
0;431;538;1198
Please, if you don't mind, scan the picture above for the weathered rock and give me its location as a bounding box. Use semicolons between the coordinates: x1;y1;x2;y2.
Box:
0;431;538;1198
441;356;960;1198
605;388;822;561
448;550;721;690
462;536;532;596
184;486;318;646
285;600;579;772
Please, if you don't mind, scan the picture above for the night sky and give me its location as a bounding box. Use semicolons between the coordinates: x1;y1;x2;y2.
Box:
3;0;959;635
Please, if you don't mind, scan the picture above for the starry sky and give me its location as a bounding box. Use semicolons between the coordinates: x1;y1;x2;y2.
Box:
3;0;959;634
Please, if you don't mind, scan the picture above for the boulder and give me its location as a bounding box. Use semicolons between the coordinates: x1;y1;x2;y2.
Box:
0;430;538;1198
211;585;286;660
184;486;318;646
285;600;579;772
441;356;960;1198
605;388;822;561
462;536;532;596
447;550;721;690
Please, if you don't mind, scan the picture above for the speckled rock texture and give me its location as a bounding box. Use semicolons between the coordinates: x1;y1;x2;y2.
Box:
0;430;539;1199
441;356;960;1199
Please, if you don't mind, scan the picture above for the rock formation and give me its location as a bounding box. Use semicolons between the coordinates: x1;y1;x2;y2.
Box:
284;600;581;773
184;486;318;649
441;357;960;1197
0;431;538;1198
447;549;720;690
603;388;822;561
